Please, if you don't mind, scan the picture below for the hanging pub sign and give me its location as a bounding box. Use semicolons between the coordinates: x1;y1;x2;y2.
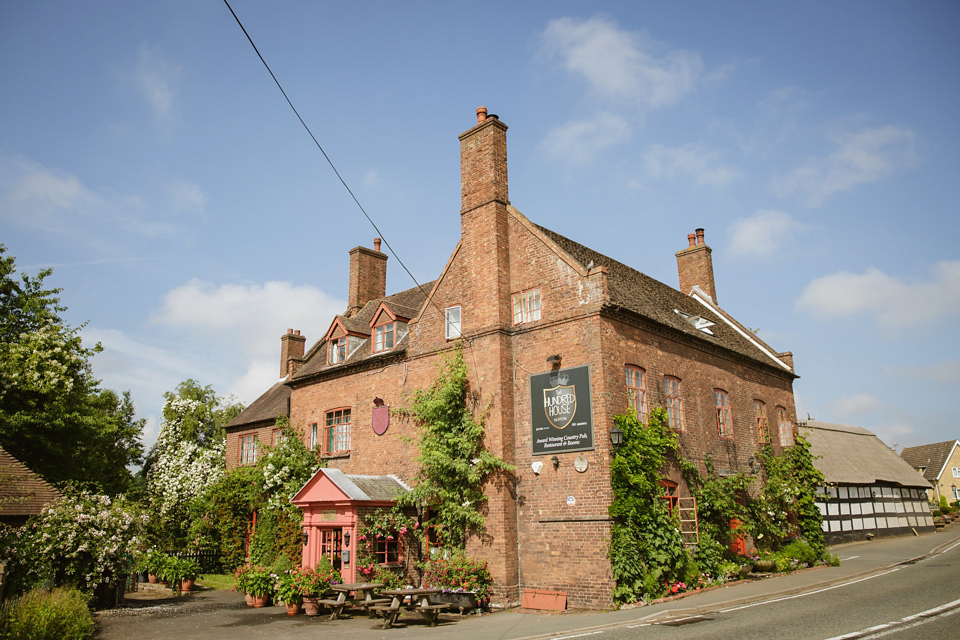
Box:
530;365;594;455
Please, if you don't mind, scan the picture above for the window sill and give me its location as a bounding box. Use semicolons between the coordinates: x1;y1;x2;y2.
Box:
379;562;404;569
321;452;351;460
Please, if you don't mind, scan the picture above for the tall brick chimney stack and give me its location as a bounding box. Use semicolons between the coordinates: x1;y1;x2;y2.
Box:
347;238;387;316
280;328;306;377
459;107;512;326
676;228;717;303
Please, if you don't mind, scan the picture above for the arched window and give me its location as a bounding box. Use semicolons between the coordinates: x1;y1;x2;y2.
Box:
714;389;733;438
664;376;684;431
755;401;771;443
625;365;647;420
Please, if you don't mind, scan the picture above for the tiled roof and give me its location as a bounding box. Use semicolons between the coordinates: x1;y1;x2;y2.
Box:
293;281;435;381
534;223;794;373
0;446;62;518
225;379;290;430
900;440;959;483
800;421;932;488
322;469;410;501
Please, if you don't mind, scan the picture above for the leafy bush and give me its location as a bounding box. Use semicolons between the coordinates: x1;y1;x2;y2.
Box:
242;567;273;597
781;539;818;567
421;550;494;601
290;558;340;596
0;587;94;640
273;571;301;605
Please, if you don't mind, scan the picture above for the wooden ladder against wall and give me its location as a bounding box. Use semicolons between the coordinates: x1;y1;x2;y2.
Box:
676;497;700;547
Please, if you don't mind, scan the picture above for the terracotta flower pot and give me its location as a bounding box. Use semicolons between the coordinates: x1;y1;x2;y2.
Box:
179;578;195;592
251;594;268;608
286;602;301;615
148;574;159;584
302;596;321;616
245;593;254;607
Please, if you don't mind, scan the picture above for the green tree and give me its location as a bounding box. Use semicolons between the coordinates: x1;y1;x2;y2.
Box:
0;245;144;493
395;345;513;549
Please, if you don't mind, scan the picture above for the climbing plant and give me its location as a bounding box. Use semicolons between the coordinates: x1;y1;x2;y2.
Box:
608;407;687;602
395;345;513;550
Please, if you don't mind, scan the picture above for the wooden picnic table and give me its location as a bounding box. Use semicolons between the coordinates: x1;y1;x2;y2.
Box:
371;587;450;629
317;582;385;620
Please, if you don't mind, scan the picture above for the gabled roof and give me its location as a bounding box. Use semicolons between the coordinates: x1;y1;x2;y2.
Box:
292;281;435;381
532;221;795;374
800;421;932;488
0;446;62;519
900;440;960;483
225;379;290;430
292;468;410;505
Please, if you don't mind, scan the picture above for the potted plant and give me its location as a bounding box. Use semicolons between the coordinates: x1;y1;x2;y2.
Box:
233;565;253;607
244;566;273;607
292;559;341;616
142;550;167;584
275;571;301;615
421;550;493;612
169;557;202;593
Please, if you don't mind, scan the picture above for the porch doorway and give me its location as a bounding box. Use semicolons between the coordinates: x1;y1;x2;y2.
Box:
319;527;343;571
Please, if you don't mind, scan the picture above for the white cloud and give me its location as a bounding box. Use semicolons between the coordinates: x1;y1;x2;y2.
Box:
796;260;960;330
774;125;915;206
0;154;198;241
642;143;743;187
826;392;883;418
727;210;805;259
135;44;180;121
540;16;703;109
885;359;960;386
541;113;631;162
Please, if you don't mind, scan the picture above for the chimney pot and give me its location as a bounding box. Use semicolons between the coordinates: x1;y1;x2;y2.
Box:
286;328;293;334
696;228;705;244
687;233;696;247
374;237;382;252
476;106;488;123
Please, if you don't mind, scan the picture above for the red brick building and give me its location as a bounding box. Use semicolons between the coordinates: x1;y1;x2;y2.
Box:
225;107;799;609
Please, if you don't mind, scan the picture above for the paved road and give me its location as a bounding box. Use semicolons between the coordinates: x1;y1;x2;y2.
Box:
95;526;960;640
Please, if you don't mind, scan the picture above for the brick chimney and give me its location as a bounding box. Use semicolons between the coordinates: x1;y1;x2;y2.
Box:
280;328;306;377
676;228;717;303
459;107;512;326
347;238;387;316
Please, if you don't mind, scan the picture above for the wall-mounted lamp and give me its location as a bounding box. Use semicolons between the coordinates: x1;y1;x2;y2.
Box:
301;531;309;547
373;397;385;407
609;426;624;447
343;531;351;548
551;455;560;470
546;354;562;365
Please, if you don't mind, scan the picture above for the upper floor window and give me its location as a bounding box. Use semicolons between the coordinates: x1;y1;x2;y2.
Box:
755;401;771;443
664;376;684;431
310;423;318;450
714;389;733;438
445;306;462;340
239;434;258;465
953;467;960;478
776;406;793;447
625;366;647;420
272;429;285;447
325;408;351;455
374;323;395;352
329;337;347;364
513;288;541;325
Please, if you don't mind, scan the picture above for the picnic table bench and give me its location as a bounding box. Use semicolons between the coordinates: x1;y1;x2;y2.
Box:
320;582;384;620
371;588;451;629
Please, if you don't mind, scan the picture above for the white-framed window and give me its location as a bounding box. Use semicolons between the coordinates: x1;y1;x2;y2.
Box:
328;337;347;364
310;423;318;449
325;408;351;455
512;288;541;325
953;467;960;478
954;486;960;501
445;306;462;340
239;434;258;465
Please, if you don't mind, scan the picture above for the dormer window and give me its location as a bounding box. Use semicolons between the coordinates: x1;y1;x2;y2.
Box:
375;323;395;352
674;309;715;335
329;337;346;364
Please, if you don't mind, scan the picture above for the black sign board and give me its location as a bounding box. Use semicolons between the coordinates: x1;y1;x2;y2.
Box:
530;365;594;455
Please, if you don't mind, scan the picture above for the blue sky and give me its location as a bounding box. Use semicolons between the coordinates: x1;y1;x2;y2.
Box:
2;1;958;452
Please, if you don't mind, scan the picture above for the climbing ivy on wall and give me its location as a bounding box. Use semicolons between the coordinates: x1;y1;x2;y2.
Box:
395;344;513;550
608;407;687;602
